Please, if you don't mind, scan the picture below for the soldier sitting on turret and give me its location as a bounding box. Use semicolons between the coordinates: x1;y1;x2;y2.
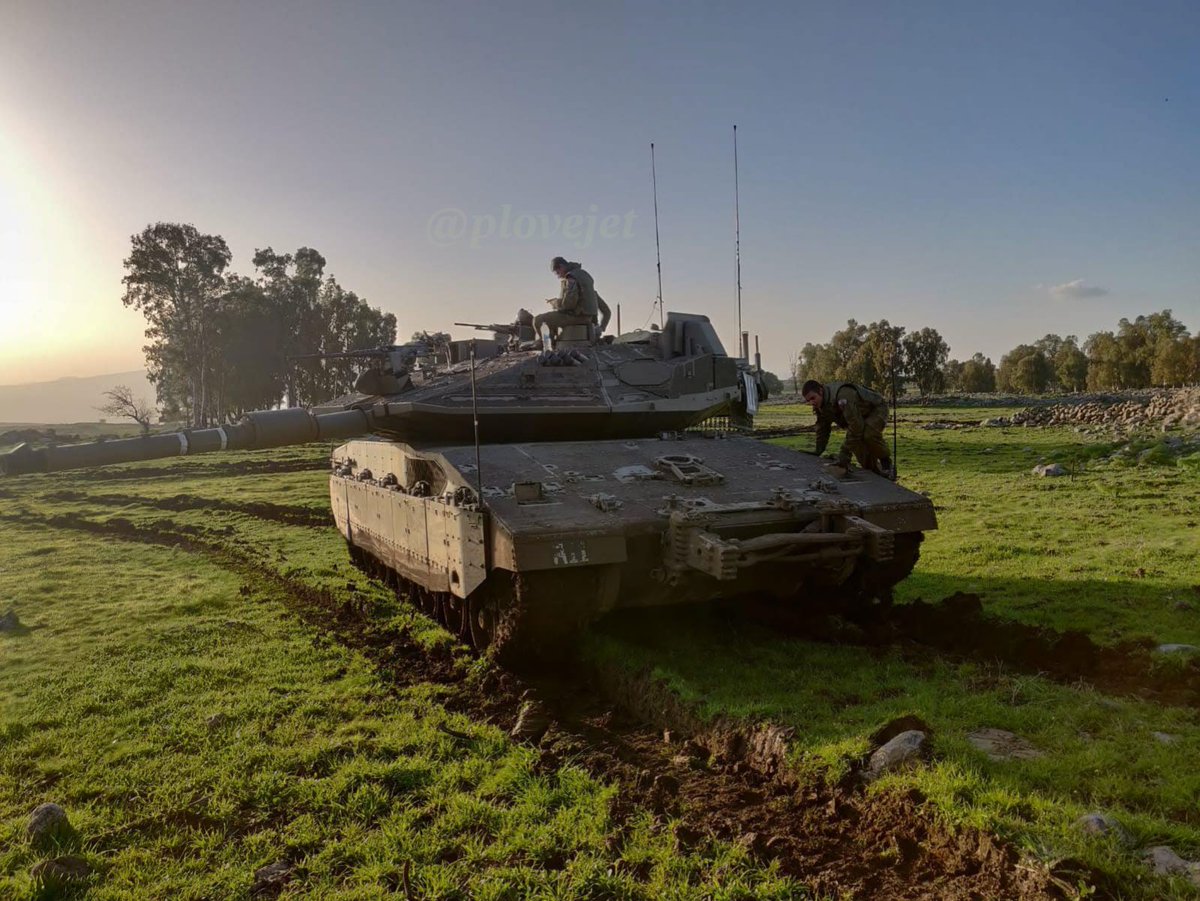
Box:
533;256;610;343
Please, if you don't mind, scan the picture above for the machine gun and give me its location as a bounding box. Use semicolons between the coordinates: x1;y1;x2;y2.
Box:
456;322;520;338
455;321;536;346
289;343;425;397
290;343;422;368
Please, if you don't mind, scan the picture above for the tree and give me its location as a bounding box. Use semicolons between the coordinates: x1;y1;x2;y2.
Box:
851;320;905;389
1152;338;1195;387
959;353;996;393
1084;330;1127;390
902;327;949;395
997;344;1051;393
942;358;964;391
787;352;801;393
97;385;155;435
797;341;839;383
796;319;904;389
255;247;397;405
759;370;784;396
122;223;232;427
827;320;868;379
1113;310;1188;388
1053;338;1088;392
254;247;329;406
211;276;289;417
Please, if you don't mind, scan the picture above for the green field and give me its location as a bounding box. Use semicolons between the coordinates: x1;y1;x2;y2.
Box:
2;407;1199;898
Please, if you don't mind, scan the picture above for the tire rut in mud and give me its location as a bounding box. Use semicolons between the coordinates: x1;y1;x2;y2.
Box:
746;591;1200;708
39;489;331;528
53;457;323;482
6;508;1067;900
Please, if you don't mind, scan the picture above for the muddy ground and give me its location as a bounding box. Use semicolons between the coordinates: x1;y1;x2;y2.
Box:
3;500;1075;900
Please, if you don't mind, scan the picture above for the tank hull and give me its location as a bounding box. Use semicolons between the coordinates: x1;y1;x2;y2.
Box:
331;434;936;659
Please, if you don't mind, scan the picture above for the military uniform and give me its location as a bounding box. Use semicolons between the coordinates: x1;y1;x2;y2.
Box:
534;262;600;339
813;381;891;472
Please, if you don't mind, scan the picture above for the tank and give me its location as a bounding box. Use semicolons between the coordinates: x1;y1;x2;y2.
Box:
1;312;936;663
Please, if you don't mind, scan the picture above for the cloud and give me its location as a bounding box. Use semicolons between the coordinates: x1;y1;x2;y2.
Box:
1047;279;1110;299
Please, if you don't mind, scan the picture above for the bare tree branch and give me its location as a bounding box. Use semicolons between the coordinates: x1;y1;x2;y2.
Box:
97;385;155;435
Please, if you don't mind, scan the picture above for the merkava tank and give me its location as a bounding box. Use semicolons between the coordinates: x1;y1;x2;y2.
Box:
1;313;936;662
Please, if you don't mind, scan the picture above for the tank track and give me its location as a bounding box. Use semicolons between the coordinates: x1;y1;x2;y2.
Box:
346;544;609;667
349;532;923;665
845;531;924;610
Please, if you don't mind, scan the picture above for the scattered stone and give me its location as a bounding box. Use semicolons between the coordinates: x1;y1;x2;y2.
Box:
0;609;21;632
866;730;927;779
206;713;230;730
966;728;1044;761
1075;812;1132;846
510;701;550;743
30;855;92;885
251;860;294;897
1032;463;1067;477
1143;845;1200;884
652;773;680;796
1155;644;1200;656
1152;732;1179;744
27;803;72;848
1010;388;1200;432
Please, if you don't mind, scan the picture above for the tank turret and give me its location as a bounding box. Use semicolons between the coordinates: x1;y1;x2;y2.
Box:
1;309;933;666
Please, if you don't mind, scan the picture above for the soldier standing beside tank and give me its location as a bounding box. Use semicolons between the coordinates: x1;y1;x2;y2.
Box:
534;257;611;342
802;379;894;479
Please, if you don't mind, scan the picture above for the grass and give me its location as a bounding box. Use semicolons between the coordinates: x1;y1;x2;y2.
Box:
764;402;1200;646
2;405;1199;897
584;404;1200;897
0;458;804;899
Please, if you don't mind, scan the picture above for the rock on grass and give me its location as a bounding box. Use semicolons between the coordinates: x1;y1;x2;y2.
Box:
27;803;72;849
252;860;294;897
31;855;92;886
1075;812;1132;846
866;730;927;780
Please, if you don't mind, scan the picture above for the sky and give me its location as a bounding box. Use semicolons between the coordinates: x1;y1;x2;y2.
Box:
1;0;1197;386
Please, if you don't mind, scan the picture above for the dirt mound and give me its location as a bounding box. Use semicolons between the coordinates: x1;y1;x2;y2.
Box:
752;591;1200;708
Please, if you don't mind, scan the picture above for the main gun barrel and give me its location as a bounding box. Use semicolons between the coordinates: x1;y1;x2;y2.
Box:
0;408;373;476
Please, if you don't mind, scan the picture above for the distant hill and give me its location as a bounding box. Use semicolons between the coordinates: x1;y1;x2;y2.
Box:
0;370;157;425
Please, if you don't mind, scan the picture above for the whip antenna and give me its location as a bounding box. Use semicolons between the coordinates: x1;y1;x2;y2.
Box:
469;341;484;503
891;337;900;479
651;142;664;328
734;124;742;355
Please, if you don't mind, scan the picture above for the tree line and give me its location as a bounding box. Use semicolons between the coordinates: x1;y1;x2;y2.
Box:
790;309;1199;396
121;222;396;426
